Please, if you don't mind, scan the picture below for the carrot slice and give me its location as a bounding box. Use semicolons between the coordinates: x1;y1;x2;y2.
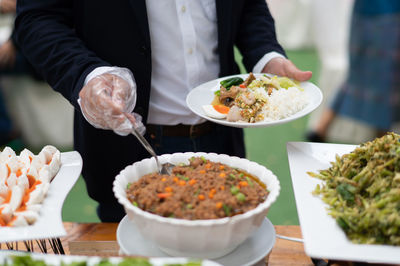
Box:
157;193;172;199
3;190;12;204
16;169;22;177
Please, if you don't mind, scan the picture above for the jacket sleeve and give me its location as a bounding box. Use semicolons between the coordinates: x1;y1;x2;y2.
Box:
14;0;111;110
236;0;286;71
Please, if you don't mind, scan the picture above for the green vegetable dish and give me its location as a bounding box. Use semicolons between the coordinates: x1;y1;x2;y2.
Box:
308;132;400;245
3;255;202;266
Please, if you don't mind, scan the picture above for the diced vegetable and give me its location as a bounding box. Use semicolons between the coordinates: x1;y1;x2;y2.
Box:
230;186;240;195
236;192;246;202
222;204;232;216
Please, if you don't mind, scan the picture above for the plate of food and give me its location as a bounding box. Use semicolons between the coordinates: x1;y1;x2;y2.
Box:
287;133;400;264
186;73;322;128
0;145;82;242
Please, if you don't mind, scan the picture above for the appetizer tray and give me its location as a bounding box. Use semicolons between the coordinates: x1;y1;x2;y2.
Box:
287;142;400;264
186;73;322;128
0;151;82;242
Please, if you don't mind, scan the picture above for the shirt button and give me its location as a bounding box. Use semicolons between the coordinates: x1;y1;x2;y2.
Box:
181;5;186;13
188;48;193;54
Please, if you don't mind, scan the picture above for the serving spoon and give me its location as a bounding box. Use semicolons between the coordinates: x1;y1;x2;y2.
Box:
124;113;173;175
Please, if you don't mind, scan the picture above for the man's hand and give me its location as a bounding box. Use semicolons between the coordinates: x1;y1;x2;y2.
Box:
262;57;312;82
79;73;137;134
0;39;16;69
0;0;16;14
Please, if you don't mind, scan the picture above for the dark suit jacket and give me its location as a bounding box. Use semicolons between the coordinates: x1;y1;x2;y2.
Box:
14;0;285;211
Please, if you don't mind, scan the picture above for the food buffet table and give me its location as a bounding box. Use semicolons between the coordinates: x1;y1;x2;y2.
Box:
0;222;399;266
2;222;390;266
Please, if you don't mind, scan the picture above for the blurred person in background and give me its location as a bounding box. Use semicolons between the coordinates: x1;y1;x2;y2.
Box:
267;0;354;142
14;0;312;222
306;0;400;142
0;0;17;146
0;0;45;148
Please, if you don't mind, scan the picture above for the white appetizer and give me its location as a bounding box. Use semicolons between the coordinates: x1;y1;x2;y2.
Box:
0;145;61;227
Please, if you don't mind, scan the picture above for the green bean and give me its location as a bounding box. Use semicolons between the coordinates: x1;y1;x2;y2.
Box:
309;132;400;245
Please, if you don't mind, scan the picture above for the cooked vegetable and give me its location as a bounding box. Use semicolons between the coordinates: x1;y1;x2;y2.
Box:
308;132;400;245
220;77;244;90
276;76;302;90
6;255;201;266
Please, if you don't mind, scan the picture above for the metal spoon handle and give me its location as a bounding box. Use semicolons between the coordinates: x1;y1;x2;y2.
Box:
123;113;162;173
130;127;162;172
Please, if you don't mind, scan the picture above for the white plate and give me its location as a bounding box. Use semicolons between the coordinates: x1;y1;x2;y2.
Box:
287;142;400;264
0;151;82;242
186;73;323;128
117;215;275;266
0;250;222;266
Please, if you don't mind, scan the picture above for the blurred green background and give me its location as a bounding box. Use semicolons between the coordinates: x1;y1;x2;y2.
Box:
43;49;321;224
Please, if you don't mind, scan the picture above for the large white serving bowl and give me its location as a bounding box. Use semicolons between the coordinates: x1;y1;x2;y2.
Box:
113;152;280;259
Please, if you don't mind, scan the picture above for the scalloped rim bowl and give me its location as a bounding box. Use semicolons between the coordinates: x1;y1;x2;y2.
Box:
113;152;280;259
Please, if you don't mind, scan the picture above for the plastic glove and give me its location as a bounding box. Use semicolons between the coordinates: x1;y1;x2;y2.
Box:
78;67;145;136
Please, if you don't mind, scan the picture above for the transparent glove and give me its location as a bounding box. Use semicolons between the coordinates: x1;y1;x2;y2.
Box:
78;67;146;136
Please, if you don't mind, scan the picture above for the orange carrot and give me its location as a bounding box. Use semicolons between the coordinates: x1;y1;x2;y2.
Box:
199;170;206;174
216;202;223;209
178;180;186;186
28;180;41;193
219;172;226;178
188;179;197;185
16;169;22;177
0;216;6;227
165;187;173;193
16;204;27;212
198;194;205;200
22;193;30;205
6;164;10;177
157;193;172;199
27;175;36;187
3;190;11;204
239;181;248;187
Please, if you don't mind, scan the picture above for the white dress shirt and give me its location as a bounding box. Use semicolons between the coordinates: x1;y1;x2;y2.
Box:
84;0;284;126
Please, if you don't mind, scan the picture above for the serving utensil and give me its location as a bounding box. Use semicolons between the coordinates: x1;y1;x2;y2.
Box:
124;113;173;175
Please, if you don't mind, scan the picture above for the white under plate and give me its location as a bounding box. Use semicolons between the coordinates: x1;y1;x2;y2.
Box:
287;142;400;264
0;151;82;242
186;73;322;128
117;215;276;266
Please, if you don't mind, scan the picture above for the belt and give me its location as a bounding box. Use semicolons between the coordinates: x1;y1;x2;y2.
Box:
147;121;215;138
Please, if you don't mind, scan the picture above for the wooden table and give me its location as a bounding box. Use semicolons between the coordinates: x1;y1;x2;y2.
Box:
61;223;311;265
2;223;399;266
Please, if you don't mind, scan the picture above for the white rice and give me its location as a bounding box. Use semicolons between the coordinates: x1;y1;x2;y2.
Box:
258;87;308;122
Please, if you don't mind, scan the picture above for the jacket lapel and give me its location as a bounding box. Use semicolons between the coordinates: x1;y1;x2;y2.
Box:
128;0;151;47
